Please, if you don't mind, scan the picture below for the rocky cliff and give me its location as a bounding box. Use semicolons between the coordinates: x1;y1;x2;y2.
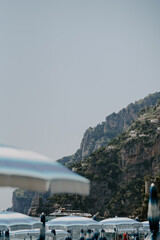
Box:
36;99;160;219
68;101;160;219
10;92;160;218
59;92;160;165
10;189;35;214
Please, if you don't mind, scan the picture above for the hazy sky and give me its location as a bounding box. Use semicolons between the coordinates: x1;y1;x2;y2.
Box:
0;0;160;210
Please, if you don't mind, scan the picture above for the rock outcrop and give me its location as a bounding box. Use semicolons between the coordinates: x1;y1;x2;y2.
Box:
11;190;35;214
69;102;160;218
59;92;160;165
10;92;160;218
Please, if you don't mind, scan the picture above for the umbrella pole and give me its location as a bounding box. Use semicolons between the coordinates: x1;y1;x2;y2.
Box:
39;212;46;240
39;225;45;240
114;226;117;240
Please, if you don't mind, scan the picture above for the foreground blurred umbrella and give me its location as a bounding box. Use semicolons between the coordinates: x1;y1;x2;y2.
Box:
147;183;159;240
0;211;41;231
46;215;101;231
0;145;90;194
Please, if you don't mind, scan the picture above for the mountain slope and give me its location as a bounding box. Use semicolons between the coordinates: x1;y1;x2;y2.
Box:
66;99;160;218
10;92;160;218
59;92;160;165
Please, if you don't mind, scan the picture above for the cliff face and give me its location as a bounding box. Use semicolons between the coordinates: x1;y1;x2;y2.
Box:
11;190;35;214
78;103;160;218
10;189;50;216
10;92;160;218
59;92;160;165
62;102;160;219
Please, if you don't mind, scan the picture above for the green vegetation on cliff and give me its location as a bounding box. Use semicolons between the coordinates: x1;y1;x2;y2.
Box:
58;91;160;165
11;92;160;220
54;100;160;219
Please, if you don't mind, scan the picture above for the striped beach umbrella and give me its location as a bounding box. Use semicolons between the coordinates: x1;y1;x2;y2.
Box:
100;217;142;233
0;145;90;195
140;221;160;234
0;211;41;231
46;215;101;231
147;183;159;235
10;229;68;239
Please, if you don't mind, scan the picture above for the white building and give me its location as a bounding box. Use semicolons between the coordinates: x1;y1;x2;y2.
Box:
150;119;158;123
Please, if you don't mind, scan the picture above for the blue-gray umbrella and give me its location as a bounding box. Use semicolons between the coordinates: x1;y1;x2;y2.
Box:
0;145;90;195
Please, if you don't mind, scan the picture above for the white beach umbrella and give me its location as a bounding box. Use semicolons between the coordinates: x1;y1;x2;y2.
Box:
139;221;151;233
0;211;41;231
46;215;102;231
140;221;160;233
10;229;68;239
100;217;142;232
0;145;90;195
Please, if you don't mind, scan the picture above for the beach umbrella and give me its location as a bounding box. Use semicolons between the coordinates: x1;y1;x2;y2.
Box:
0;211;41;231
100;217;142;233
10;229;68;239
46;215;102;231
139;221;160;234
0;145;89;195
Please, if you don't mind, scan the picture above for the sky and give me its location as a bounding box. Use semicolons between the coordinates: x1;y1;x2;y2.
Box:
0;0;160;210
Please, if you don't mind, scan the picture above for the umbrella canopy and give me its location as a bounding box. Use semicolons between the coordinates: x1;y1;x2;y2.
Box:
139;221;160;233
0;211;41;231
0;145;90;195
10;229;68;238
100;217;142;232
46;215;101;230
139;221;150;233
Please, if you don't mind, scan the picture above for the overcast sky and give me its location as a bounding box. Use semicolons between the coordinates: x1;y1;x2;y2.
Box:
0;0;160;210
